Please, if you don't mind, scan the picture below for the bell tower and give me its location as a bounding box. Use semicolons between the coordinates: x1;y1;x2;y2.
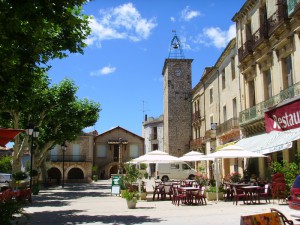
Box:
162;31;193;157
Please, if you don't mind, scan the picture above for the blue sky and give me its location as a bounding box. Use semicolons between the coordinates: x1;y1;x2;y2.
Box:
48;0;245;137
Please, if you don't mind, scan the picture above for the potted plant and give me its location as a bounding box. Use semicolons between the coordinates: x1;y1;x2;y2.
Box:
139;181;147;200
122;163;140;208
12;172;28;190
206;185;225;201
122;189;139;209
230;172;241;183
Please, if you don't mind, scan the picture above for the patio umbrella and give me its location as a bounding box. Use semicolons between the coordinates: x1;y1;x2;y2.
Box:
204;145;267;159
0;128;24;147
131;150;181;163
179;151;205;170
204;145;266;202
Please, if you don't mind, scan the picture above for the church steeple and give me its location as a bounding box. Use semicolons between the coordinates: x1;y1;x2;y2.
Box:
168;30;185;59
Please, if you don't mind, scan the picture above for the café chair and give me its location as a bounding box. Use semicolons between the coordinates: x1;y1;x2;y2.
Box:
232;186;247;205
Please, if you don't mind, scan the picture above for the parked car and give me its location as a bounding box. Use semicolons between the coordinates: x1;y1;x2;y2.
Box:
0;173;12;183
288;175;300;210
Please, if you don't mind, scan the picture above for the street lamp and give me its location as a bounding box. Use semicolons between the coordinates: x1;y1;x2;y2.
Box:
26;123;39;189
61;142;67;188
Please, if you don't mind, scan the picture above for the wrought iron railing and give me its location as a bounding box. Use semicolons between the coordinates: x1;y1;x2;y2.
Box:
252;24;268;49
216;118;239;135
238;40;253;61
192;111;201;122
239;81;300;125
47;155;91;162
268;0;288;35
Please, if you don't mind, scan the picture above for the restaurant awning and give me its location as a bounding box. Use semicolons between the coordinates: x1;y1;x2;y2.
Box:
0;128;24;147
236;127;300;155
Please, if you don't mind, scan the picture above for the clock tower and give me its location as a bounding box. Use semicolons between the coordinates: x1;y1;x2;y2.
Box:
162;32;193;157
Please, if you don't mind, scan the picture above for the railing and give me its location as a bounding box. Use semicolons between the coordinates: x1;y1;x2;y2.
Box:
239;81;300;125
216;118;239;135
238;40;253;61
288;0;300;16
47;155;91;162
252;24;268;49
190;137;205;149
192;111;201;122
267;1;288;36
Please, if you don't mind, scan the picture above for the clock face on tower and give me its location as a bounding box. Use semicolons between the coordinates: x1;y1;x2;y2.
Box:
174;69;181;77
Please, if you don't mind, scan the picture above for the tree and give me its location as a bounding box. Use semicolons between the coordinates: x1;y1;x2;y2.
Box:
0;1;97;175
0;156;12;173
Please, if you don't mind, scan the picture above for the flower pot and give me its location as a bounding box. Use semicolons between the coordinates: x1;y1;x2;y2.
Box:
206;192;224;201
32;184;39;195
140;192;147;200
126;197;137;209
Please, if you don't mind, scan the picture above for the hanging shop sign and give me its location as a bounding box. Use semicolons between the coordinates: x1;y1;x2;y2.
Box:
265;99;300;132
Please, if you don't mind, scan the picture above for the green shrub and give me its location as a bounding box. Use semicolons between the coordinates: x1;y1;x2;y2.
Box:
0;156;12;173
0;199;29;225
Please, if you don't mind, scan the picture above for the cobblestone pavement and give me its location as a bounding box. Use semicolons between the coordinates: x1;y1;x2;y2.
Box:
18;179;300;225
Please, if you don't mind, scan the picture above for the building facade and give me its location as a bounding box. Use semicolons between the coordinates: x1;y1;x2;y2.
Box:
142;114;164;153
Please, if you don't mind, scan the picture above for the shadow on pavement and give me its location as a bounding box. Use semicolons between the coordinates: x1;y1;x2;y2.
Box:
25;210;163;225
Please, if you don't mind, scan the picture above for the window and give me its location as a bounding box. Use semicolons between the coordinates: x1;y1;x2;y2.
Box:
72;144;80;162
248;80;256;107
50;145;58;161
130;144;139;158
232;98;237;118
263;69;272;100
222;70;226;89
182;163;191;170
282;55;293;89
210;88;213;104
170;163;179;169
231;57;236;80
153;127;157;140
97;144;107;158
223;105;227;122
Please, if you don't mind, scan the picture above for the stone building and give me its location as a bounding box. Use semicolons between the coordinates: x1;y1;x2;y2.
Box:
47;131;95;184
94;126;144;179
162;33;193;157
190;38;242;178
47;127;144;183
231;0;300;179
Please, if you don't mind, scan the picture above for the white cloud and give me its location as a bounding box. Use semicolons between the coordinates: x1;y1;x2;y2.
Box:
90;65;116;76
170;17;176;22
194;24;236;49
86;3;157;47
181;6;201;21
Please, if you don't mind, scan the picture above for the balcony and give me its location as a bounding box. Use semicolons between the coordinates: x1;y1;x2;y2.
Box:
288;0;300;16
192;111;201;122
238;40;253;62
252;24;268;49
190;137;204;149
216;118;239;136
267;1;288;36
47;155;91;162
239;81;300;126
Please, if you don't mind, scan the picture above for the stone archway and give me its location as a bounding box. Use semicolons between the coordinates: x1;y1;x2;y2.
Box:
47;167;61;185
104;162;119;179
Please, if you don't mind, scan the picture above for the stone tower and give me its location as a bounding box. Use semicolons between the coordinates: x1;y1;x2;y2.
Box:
162;32;193;157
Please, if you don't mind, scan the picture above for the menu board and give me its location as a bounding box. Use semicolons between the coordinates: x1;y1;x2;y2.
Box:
111;175;121;195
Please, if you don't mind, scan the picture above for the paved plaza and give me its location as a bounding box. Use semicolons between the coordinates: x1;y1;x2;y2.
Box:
19;179;300;225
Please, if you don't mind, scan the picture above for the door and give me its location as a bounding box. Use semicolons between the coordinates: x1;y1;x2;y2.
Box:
113;144;119;162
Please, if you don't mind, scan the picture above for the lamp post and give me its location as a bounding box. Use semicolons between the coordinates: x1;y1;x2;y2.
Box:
61;142;67;188
26;124;39;189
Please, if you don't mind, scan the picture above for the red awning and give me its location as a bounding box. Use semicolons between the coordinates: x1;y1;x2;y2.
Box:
0;128;25;147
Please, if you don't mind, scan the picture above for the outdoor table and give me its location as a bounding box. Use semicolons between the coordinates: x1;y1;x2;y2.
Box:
179;186;200;205
241;186;260;204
